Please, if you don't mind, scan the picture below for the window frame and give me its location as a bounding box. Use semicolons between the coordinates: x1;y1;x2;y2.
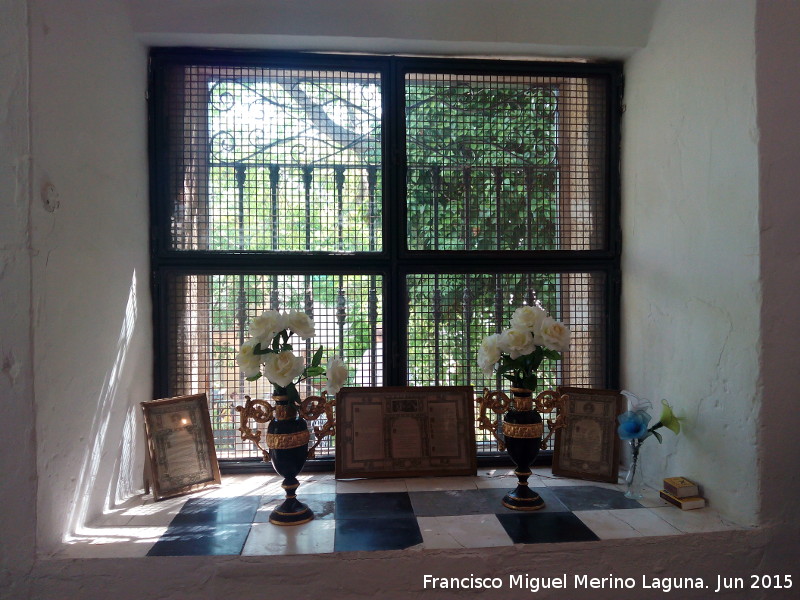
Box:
148;49;623;466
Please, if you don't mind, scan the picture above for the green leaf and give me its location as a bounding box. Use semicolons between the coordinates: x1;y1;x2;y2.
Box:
651;430;663;444
305;366;325;377
311;345;324;368
245;373;262;382
253;343;270;355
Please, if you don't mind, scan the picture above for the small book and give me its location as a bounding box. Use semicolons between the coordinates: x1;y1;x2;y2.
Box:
663;476;699;498
659;489;706;510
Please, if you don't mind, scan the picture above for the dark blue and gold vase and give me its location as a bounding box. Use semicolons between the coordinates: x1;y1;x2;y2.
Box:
500;389;546;510
265;396;313;525
477;388;567;511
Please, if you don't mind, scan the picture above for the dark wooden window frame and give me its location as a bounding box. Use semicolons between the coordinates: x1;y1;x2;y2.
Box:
148;49;623;469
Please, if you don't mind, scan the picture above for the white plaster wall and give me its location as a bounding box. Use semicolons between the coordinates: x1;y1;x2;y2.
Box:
127;0;657;58
0;0;37;594
29;0;150;553
621;0;760;525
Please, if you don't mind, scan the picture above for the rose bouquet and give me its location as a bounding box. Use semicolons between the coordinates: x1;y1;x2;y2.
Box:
237;309;348;406
477;304;571;391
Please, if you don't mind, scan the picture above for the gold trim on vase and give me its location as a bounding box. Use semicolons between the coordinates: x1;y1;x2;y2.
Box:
266;430;310;450
502;422;544;439
510;388;534;411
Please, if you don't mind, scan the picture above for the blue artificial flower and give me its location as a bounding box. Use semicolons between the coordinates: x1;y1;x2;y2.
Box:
617;410;652;440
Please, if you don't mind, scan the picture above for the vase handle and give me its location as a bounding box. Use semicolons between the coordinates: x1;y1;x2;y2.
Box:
475;388;513;451
235;395;274;461
300;394;336;459
534;390;569;451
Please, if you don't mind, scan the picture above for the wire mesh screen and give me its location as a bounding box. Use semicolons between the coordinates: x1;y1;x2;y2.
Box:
406;74;607;251
166;273;383;459
407;272;607;452
167;65;383;252
153;53;619;463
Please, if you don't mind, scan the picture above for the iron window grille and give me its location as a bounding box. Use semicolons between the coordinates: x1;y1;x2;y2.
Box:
149;49;622;468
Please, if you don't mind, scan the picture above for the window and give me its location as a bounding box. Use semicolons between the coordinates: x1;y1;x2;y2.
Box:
149;50;622;465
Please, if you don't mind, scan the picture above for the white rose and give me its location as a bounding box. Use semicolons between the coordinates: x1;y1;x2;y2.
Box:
249;310;286;344
325;356;348;396
237;338;263;379
477;333;502;375
285;310;315;340
510;305;547;334
263;350;305;388
538;317;571;352
498;327;537;359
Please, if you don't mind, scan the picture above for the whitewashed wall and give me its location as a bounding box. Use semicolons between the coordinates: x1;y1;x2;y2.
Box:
29;0;150;552
621;0;760;524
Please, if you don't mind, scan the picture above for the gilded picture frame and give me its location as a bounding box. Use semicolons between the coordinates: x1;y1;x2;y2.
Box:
141;393;221;501
552;387;623;483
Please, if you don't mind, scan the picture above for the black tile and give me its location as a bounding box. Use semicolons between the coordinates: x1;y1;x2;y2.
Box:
169;496;261;525
496;512;599;544
548;485;643;511
409;489;495;517
335;492;414;520
256;493;336;522
334;518;422;552
147;523;252;556
479;486;570;513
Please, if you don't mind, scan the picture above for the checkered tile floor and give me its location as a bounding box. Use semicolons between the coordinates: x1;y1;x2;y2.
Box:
55;469;740;558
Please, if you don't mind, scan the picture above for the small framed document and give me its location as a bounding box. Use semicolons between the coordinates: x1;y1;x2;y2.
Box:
335;386;477;479
552;387;623;483
141;393;221;501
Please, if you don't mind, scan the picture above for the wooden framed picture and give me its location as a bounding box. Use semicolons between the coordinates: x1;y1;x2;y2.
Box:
141;393;221;501
335;386;477;479
552;387;623;483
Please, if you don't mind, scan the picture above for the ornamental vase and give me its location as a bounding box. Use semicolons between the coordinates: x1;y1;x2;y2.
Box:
501;388;546;510
266;396;313;525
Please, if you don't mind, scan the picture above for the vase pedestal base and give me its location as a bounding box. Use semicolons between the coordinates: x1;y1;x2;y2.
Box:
268;475;314;526
501;469;545;511
269;496;314;526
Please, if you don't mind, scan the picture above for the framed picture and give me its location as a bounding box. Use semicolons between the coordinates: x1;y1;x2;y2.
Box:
141;393;221;501
336;386;477;479
552;387;623;483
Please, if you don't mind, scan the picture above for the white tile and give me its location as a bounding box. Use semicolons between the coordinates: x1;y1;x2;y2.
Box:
204;473;276;497
417;515;513;549
404;477;479;492
649;506;743;534
54;526;167;558
336;478;408;493
576;508;681;539
242;520;335;555
477;468;516;478
119;496;189;526
630;487;665;508
298;475;338;494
